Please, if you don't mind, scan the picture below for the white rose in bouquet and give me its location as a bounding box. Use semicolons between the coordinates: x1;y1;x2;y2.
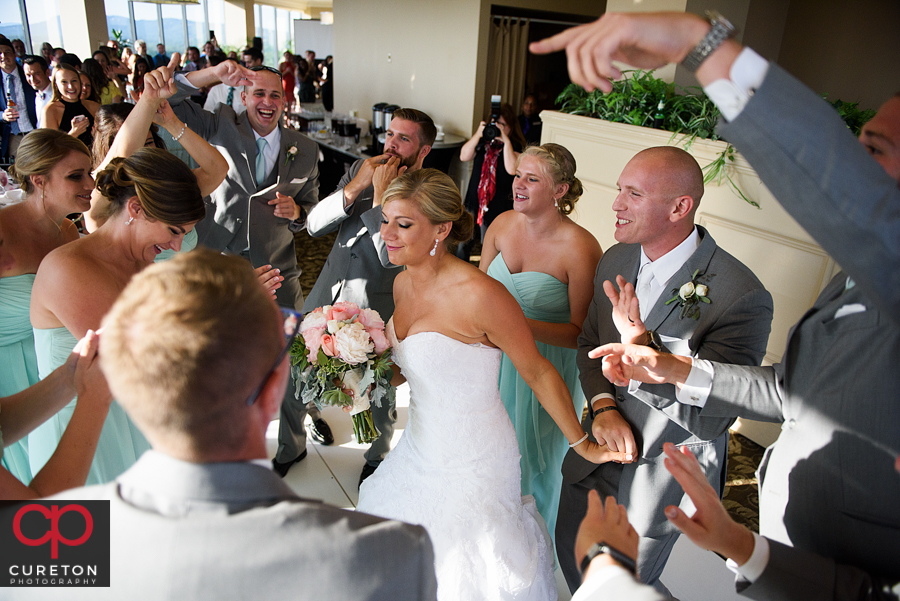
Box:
695;284;709;297
334;322;374;365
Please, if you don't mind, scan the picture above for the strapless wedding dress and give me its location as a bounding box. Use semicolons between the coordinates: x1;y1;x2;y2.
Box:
356;320;556;601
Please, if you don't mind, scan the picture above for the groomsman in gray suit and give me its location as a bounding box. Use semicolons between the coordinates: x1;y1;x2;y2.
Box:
299;108;437;485
535;10;900;600
42;249;437;601
167;59;329;476
556;146;773;593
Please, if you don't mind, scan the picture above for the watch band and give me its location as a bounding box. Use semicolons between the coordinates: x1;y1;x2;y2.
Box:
580;542;637;576
681;11;737;73
645;330;670;354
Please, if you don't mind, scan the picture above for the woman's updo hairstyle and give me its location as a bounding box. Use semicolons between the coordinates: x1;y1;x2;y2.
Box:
518;143;584;216
382;168;474;249
94;147;205;226
9;129;91;194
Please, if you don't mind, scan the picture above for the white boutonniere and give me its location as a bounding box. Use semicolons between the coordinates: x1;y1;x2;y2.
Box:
665;269;712;320
284;145;298;167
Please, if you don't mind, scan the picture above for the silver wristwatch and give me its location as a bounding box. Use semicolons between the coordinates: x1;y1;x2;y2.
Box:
681;11;736;73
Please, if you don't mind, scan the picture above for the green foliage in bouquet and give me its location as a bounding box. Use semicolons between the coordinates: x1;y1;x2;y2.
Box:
289;335;395;444
289;336;394;411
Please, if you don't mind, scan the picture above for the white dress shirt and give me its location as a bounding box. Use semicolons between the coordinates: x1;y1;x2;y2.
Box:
34;84;52;127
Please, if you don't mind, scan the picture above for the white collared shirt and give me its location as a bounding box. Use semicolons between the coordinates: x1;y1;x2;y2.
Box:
635;227;701;317
34;84;52;127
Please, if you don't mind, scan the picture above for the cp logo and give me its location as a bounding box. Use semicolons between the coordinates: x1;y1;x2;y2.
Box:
13;504;93;559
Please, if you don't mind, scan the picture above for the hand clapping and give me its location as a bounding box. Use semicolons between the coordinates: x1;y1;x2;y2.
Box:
603;275;646;344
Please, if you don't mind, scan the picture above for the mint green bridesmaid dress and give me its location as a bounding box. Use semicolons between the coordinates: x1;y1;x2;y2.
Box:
487;252;585;545
0;274;39;484
29;327;151;485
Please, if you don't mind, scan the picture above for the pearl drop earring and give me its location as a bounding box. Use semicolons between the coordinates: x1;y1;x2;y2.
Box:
127;217;134;225
430;239;439;257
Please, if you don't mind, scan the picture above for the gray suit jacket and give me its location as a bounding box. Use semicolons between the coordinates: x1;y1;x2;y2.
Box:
698;63;900;601
564;227;772;538
169;81;319;310
30;452;437;601
303;158;401;319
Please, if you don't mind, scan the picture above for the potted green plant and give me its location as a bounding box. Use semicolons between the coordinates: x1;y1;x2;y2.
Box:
555;71;874;207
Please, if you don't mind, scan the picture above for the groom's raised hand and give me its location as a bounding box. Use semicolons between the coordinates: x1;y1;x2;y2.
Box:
603;275;647;345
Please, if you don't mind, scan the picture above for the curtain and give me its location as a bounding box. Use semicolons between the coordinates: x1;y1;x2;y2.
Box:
483;16;530;121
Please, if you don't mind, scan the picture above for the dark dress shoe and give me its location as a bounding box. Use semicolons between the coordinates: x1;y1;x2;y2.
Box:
272;449;307;478
358;462;378;488
309;418;334;445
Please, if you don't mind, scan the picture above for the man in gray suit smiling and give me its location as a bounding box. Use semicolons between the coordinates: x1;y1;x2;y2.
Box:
168;58;330;475
534;10;900;600
556;146;773;594
40;249;437;601
297;108;437;485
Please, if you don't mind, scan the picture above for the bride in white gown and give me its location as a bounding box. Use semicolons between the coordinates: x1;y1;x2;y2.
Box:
356;169;624;600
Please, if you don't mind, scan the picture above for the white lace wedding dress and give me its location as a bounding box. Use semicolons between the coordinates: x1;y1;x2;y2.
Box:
357;320;556;601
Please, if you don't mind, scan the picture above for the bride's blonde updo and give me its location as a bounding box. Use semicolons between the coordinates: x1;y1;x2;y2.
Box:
382;168;474;249
94;147;205;226
517;143;584;216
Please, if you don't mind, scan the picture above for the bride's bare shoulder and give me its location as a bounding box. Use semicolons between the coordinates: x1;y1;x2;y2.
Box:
451;260;515;307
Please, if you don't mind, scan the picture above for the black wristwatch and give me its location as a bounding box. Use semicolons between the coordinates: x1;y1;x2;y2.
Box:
645;330;670;354
580;542;637;576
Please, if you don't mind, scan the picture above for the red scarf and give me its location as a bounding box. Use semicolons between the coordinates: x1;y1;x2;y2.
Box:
476;141;503;225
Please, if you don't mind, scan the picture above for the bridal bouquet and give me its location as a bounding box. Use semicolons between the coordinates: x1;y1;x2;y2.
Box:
290;302;395;444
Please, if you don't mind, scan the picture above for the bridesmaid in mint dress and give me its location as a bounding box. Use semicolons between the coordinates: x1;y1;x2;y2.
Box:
0;129;95;484
29;144;208;484
480;144;603;543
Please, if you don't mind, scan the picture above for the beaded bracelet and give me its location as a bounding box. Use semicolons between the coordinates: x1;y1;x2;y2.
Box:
173;123;187;141
568;433;589;448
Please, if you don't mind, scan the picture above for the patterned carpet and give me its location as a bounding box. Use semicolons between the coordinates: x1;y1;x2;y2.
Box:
294;230;763;532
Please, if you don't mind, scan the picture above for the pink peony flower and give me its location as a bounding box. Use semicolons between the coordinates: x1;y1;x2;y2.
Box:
331;301;361;322
303;326;327;364
300;309;327;335
321;305;334;321
369;327;390;354
358;308;384;330
320;333;337;357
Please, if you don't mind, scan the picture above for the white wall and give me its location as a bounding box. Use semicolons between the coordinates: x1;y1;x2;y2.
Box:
333;0;483;139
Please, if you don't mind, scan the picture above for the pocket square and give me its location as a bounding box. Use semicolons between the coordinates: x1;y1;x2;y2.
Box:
290;177;308;185
834;303;866;319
